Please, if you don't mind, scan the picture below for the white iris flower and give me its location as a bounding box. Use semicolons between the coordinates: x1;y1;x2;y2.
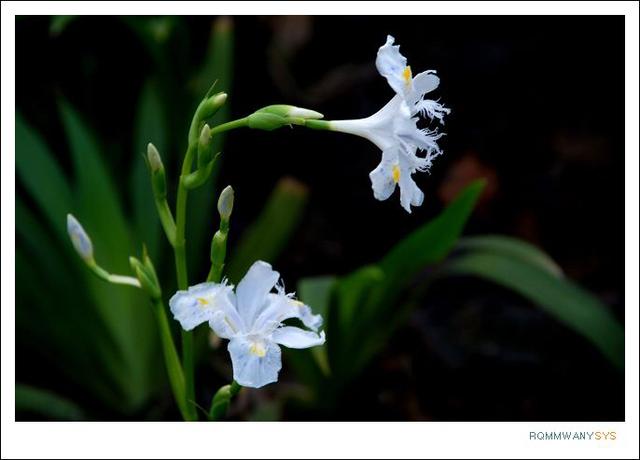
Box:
169;261;325;388
328;35;450;213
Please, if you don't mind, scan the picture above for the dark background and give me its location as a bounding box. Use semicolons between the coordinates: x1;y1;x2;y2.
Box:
16;15;625;420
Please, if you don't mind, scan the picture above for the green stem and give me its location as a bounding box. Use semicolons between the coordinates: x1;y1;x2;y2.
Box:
154;199;177;246
174;144;197;420
210;117;248;136
173;116;248;421
151;297;190;421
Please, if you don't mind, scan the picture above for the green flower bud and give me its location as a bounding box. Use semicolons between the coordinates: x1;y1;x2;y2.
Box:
197;92;227;121
130;256;161;300
147;143;167;199
247;112;288;131
197;124;214;168
210;230;227;267
257;104;323;120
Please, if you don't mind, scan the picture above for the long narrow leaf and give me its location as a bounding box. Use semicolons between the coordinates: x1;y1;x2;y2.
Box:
440;251;624;369
15;113;73;242
457;235;563;278
16;384;85;420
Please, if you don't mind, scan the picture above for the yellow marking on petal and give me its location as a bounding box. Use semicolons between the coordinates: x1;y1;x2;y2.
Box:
403;66;412;86
290;299;305;307
249;342;266;358
197;297;209;308
392;165;401;183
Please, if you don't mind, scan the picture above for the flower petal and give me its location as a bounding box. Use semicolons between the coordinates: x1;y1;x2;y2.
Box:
376;35;412;98
236;261;280;327
169;282;234;331
228;336;282;388
252;293;324;334
415;98;450;124
397;156;424;213
369;149;399;201
271;327;326;349
412;71;440;97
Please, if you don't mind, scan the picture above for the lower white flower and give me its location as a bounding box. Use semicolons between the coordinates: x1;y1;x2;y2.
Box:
319;35;451;213
169;261;325;388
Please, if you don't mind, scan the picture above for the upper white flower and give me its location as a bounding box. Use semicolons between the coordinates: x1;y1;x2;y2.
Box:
169;261;325;388
329;35;450;213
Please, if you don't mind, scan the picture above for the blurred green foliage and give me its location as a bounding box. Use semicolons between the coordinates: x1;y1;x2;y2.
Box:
15;16;238;419
293;181;623;413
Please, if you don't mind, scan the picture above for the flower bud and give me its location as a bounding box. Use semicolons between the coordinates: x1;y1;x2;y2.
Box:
217;185;234;221
257;104;323;120
197;92;227;121
67;214;94;264
210;230;227;269
247;112;287;131
147;143;167;199
197;124;214;168
130;256;161;300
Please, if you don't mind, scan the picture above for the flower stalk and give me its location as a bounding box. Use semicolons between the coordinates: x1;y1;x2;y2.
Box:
207;185;233;283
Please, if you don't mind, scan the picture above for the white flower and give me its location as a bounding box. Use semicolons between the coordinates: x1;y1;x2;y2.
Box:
329;35;450;213
169;261;325;388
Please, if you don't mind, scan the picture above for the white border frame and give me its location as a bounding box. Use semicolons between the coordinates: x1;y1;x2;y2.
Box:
2;2;638;459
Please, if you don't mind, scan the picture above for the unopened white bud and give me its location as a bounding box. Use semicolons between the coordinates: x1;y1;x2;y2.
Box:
217;185;234;221
66;214;94;263
147;143;163;172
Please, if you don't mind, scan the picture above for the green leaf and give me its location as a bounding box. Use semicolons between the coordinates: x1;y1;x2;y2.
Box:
441;251;624;369
333;181;486;379
226;177;309;283
380;179;486;287
49;15;77;36
15;384;84;420
15;244;123;407
335;266;384;339
296;276;337;377
15;113;73;242
298;276;336;326
457;235;563;278
131;79;167;258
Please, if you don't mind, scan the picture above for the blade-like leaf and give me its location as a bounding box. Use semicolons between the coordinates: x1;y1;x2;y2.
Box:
297;276;337;376
16;384;85;420
441;251;624;369
380;179;486;287
335;181;485;379
15;113;73;242
226;177;309;283
457;235;563;278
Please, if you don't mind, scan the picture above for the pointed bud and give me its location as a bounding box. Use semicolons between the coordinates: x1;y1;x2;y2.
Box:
147;143;167;199
197;124;213;168
67;214;94;264
247;112;288;131
147;143;163;172
257;104;324;120
210;230;227;270
130;256;161;300
198;92;228;121
217;185;234;221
